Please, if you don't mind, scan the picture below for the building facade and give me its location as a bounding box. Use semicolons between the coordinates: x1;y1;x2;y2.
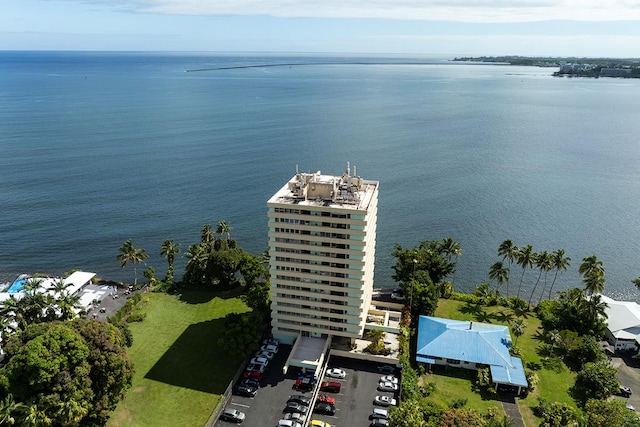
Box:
267;164;379;345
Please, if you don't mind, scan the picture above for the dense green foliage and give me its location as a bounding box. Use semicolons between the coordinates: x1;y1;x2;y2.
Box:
571;360;619;406
392;239;458;322
0;319;133;426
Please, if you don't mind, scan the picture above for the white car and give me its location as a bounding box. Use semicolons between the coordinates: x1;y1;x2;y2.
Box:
374;395;397;407
326;368;346;379
263;338;280;347
278;420;302;427
378;381;398;392
255;350;275;360
283;412;306;424
380;375;398;384
249;357;269;366
261;344;278;354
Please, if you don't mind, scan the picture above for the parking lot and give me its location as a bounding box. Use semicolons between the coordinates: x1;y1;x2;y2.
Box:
216;348;400;427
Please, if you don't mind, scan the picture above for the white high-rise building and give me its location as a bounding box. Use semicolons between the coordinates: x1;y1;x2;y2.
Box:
267;163;379;346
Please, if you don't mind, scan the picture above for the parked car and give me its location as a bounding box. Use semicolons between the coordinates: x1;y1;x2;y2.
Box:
311;421;332;427
320;381;341;393
288;395;312;406
263;338;280;347
370;419;389;427
618;385;633;397
390;289;405;300
283;412;306;424
233;382;257;397
377;365;396;374
326;368;346;379
243;370;263;381
255;350;275;360
370;408;389;420
294;377;316;391
242;378;260;389
378;381;398;392
249;356;269;367
277;420;302;427
374;395;397;406
317;394;336;405
283;402;309;415
380;375;398;384
314;402;336;416
220;408;246;423
245;363;266;373
261;344;278;353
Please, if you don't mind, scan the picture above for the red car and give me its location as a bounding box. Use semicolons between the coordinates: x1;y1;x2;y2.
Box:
243;370;263;381
320;381;341;393
317;395;336;405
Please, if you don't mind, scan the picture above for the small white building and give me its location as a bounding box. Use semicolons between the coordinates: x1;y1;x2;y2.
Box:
600;295;640;352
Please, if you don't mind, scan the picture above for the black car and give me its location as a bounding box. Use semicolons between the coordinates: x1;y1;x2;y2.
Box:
233;383;257;397
314;402;336;416
618;385;633;397
377;365;396;374
242;378;261;389
283;402;309;415
288;395;312;406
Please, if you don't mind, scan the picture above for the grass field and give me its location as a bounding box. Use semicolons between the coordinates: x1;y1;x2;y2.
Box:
433;299;577;426
108;288;250;427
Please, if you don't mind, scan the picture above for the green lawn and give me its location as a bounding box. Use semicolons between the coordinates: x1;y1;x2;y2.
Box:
108;289;250;427
433;299;577;426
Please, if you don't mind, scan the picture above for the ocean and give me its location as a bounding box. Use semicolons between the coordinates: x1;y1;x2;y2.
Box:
1;51;640;300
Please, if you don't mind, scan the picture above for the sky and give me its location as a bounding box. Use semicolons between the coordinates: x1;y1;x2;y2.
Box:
2;0;640;57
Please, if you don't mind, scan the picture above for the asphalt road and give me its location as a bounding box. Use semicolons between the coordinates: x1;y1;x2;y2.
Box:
611;354;640;411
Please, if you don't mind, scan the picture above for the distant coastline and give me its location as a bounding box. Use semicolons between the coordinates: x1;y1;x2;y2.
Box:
453;55;640;78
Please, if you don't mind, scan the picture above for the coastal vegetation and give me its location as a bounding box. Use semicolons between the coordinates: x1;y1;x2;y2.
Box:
452;55;640;78
387;238;640;426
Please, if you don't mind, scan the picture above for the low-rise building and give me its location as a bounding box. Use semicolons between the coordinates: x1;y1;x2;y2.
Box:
416;316;528;393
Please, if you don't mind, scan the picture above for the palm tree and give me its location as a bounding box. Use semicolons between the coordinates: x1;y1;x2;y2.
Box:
547;330;561;355
579;255;605;295
547;249;571;300
511;319;526;346
200;224;215;252
160;239;181;284
117;240;149;286
0;393;24;426
498;240;518;297
440;238;462;286
489;261;509;294
184;243;207;285
216;220;232;241
528;251;550;307
585;293;608;321
633;277;640;291
19;402;50;427
515;245;534;299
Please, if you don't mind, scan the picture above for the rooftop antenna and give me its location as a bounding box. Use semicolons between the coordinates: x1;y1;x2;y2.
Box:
353;165;356;177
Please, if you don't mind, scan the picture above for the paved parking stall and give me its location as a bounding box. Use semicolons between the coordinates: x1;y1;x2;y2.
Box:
216;349;400;427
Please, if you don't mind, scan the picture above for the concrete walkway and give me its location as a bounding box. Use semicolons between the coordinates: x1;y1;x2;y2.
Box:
499;393;526;427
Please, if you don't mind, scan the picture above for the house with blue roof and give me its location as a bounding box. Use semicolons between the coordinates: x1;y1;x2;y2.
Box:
416;316;528;393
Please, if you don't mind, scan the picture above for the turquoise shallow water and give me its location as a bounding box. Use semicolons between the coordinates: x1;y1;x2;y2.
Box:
1;51;640;300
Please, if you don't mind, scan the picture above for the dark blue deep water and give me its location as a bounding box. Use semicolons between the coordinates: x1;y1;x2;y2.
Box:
1;51;640;300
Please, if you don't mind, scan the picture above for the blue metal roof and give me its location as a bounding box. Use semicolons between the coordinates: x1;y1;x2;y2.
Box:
416;316;527;388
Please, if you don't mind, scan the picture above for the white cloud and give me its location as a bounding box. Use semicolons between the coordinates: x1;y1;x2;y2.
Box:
98;0;640;22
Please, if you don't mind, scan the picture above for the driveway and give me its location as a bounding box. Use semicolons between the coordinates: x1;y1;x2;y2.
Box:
611;354;640;410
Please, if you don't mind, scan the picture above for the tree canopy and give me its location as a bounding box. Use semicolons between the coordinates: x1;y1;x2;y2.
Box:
0;319;133;426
